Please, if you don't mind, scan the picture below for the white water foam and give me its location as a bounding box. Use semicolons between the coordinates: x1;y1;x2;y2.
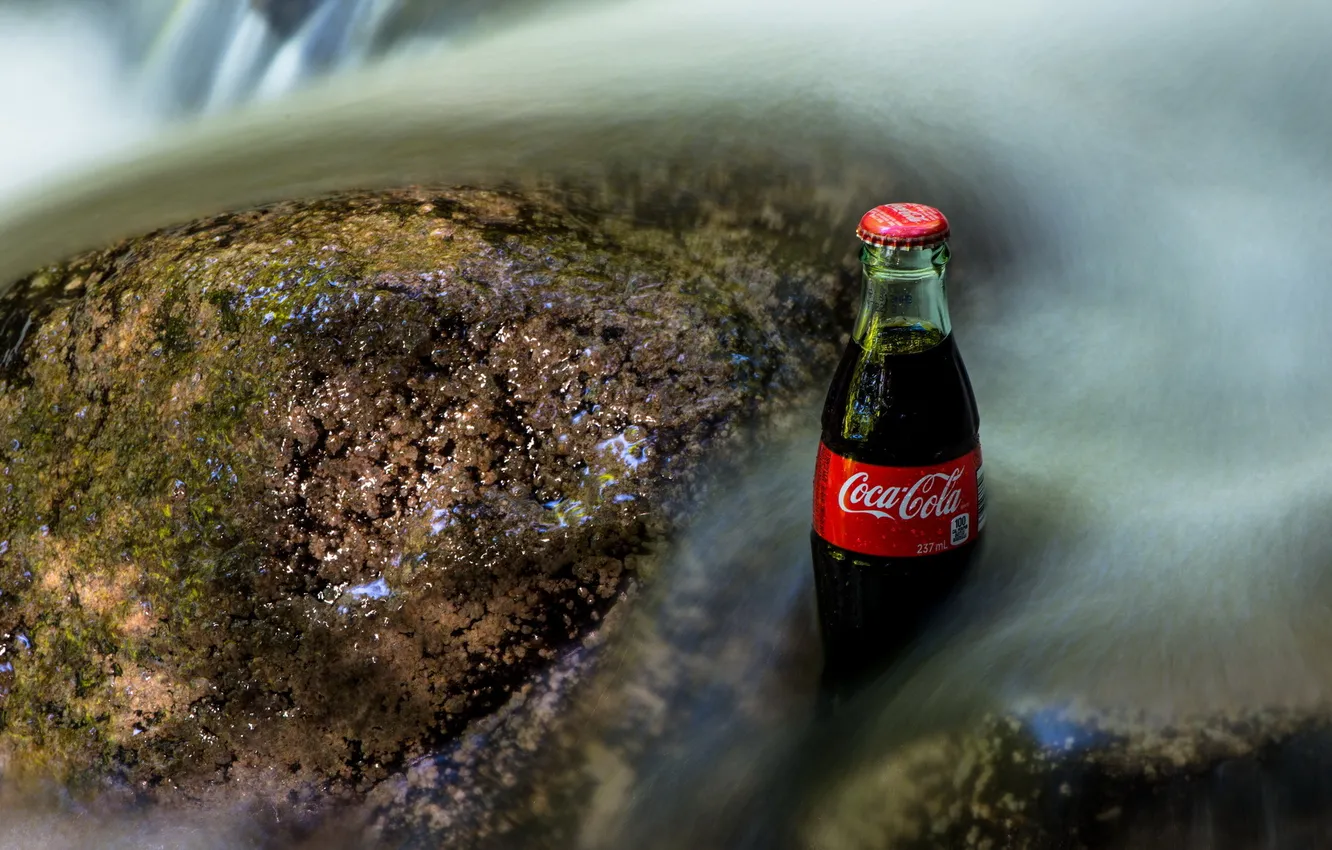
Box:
0;7;155;200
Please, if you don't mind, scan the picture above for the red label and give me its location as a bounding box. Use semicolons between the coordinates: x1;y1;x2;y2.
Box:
813;443;983;557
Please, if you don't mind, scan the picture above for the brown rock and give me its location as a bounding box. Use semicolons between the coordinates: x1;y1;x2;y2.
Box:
0;184;849;811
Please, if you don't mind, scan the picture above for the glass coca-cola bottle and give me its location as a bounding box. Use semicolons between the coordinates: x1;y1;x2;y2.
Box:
811;203;985;690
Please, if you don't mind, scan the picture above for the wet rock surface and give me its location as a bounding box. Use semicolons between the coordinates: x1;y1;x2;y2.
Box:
806;703;1332;850
346;424;826;850
0;185;849;811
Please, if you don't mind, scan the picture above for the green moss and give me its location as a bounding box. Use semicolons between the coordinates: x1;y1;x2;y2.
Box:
0;185;849;801
0;257;283;784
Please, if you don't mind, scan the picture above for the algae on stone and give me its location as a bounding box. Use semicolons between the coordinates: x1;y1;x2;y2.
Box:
0;185;849;804
804;703;1332;850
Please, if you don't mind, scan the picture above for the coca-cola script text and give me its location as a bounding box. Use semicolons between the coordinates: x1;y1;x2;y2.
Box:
813;444;981;558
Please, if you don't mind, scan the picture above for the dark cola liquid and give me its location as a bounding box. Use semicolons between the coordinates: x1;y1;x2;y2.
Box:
813;325;981;694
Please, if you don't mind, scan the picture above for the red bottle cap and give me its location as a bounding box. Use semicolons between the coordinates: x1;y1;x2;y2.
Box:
855;203;950;249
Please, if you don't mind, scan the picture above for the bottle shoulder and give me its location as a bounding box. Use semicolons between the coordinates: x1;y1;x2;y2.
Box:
820;333;979;466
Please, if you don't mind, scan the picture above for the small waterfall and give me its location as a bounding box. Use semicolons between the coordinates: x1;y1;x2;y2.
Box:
137;0;401;114
32;0;556;119
0;0;558;216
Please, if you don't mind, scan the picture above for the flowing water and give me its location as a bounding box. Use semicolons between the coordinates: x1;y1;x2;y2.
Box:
4;0;1332;846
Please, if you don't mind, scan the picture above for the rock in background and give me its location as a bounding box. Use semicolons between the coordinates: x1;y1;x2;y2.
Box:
0;184;850;813
802;702;1332;850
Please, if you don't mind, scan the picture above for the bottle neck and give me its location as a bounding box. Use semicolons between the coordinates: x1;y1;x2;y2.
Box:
853;242;952;354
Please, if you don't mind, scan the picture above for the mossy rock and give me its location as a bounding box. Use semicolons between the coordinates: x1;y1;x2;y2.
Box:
0;185;849;803
805;703;1332;850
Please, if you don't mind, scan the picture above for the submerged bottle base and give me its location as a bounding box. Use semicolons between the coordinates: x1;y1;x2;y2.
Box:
812;529;980;694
